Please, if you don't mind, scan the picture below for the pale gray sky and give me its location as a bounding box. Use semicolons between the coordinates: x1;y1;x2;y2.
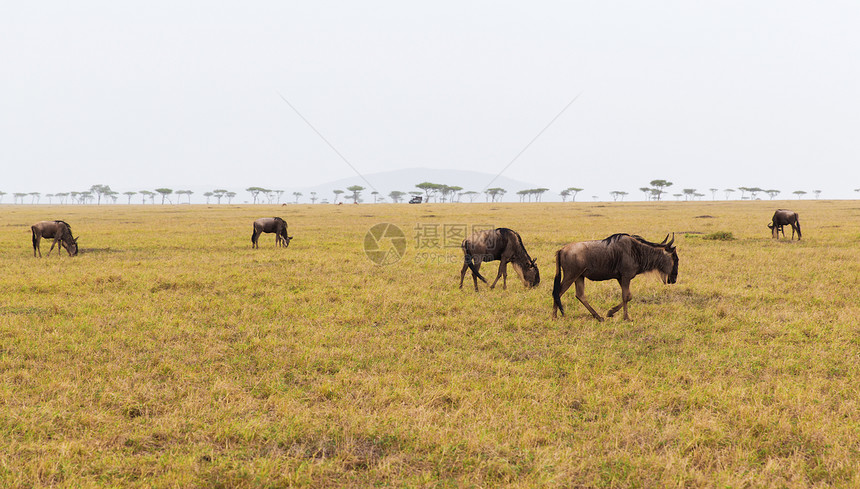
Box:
2;1;859;201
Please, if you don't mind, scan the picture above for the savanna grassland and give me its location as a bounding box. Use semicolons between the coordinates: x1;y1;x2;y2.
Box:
1;200;859;488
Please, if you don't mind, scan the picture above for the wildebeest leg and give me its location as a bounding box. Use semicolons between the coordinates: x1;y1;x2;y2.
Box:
472;261;481;291
607;278;633;320
490;260;507;289
552;273;577;319
459;259;470;289
47;238;60;257
575;277;604;322
252;228;260;248
32;232;41;258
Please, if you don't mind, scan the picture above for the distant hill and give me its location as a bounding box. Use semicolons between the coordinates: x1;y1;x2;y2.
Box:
296;168;539;203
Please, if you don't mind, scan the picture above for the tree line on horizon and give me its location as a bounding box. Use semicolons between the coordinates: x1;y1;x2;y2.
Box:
0;181;845;204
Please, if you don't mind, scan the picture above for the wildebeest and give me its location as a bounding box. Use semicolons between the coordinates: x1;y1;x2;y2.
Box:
459;228;539;291
768;209;801;240
31;220;79;257
251;217;293;248
552;233;678;321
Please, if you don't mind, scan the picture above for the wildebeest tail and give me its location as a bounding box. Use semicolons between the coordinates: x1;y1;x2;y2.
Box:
552;249;565;315
462;240;487;283
795;216;802;239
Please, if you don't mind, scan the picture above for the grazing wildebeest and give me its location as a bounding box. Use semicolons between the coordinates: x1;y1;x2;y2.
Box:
768;209;801;240
552;233;678;321
459;228;539;291
251;217;293;248
31;220;79;257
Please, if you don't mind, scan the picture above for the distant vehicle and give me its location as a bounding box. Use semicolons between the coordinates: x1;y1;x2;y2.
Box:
408;196;422;204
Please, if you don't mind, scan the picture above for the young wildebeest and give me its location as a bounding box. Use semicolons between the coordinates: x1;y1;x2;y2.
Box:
251;217;293;248
459;228;539;291
552;233;678;321
768;209;801;240
31;220;79;257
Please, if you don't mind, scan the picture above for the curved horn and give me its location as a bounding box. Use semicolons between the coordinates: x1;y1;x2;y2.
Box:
667;233;675;248
660;234;669;245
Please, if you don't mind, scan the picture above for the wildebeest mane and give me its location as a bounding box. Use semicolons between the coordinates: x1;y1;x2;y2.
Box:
54;220;72;234
498;228;534;264
601;233;675;275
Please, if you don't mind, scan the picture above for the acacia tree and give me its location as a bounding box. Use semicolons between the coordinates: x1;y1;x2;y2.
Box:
155;188;173;204
416;182;441;202
683;188;696;201
724;188;735;200
0;191;5;203
90;184;112;204
388;191;405;203
213;189;228;204
333;190;344;204
460;190;479;203
649;180;672;200
310;192;318;204
565;187;583;202
246;187;265;204
486;187;506;202
293;192;302;204
225;192;236;204
814;190;822;199
123;191;137;204
766;189;780;200
709;188;719;200
610;191;628;201
346;185;364;204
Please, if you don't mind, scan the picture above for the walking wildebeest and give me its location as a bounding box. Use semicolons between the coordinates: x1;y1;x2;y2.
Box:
251;217;293;248
31;220;79;257
768;209;801;240
552;233;678;321
459;228;539;291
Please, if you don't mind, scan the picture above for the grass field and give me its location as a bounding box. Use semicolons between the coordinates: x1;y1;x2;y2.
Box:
1;200;859;488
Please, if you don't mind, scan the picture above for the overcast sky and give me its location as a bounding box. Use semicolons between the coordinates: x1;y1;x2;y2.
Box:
2;1;859;201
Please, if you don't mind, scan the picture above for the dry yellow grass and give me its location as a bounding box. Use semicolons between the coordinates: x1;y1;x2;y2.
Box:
1;200;859;487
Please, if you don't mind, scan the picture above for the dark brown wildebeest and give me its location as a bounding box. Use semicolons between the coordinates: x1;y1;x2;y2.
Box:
31;220;79;257
459;228;539;291
251;217;293;248
768;209;801;240
552;233;678;321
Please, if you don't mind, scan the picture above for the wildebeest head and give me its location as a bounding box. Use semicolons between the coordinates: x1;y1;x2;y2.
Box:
65;236;79;256
521;258;540;287
283;235;294;248
658;234;678;284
